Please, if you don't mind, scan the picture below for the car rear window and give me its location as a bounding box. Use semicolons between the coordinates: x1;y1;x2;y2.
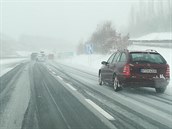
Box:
130;52;166;64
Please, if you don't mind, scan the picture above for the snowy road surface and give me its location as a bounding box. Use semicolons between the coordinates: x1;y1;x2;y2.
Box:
0;60;172;129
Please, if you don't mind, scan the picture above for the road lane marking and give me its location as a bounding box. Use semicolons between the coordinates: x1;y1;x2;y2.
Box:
55;75;117;129
52;71;56;74
85;99;115;121
66;83;77;91
43;83;71;129
57;76;63;80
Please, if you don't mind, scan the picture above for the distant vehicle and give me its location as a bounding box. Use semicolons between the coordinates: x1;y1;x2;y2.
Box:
36;51;46;62
30;53;38;60
99;49;170;93
36;54;46;62
48;54;54;60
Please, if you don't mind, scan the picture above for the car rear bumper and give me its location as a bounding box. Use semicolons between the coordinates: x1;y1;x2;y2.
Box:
121;78;170;88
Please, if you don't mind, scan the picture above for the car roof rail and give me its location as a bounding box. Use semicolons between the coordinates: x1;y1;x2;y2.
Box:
145;49;157;53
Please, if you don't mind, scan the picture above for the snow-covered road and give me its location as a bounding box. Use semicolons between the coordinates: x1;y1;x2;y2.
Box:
0;45;171;129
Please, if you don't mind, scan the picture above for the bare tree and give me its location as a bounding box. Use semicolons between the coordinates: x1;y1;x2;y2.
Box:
89;21;129;54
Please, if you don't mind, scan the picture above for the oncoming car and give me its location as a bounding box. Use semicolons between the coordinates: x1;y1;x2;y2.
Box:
99;49;170;93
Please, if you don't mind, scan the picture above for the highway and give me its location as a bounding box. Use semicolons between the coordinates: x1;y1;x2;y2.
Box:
0;61;172;129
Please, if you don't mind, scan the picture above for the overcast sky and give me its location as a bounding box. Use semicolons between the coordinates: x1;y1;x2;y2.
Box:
1;0;139;44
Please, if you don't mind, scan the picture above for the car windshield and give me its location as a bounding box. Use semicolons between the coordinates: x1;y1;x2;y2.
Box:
130;52;166;64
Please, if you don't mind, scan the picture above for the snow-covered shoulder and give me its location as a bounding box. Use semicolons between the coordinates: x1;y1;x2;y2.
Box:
56;54;110;75
0;58;27;77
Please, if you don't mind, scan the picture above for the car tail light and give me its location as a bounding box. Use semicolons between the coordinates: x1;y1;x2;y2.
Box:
165;64;170;78
123;64;130;78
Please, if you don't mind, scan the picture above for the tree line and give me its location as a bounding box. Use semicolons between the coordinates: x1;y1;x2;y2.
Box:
128;0;172;37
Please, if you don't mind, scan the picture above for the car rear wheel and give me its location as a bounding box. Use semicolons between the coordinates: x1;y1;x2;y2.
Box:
113;76;121;92
155;87;166;93
99;73;103;85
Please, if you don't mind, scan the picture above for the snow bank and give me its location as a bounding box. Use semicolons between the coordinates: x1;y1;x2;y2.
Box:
0;58;27;65
0;58;27;77
131;32;172;41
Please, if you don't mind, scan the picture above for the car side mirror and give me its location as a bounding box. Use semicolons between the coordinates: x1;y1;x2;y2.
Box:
101;61;108;65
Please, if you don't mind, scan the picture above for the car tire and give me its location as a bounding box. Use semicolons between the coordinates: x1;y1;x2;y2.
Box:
113;76;121;92
99;73;103;85
155;87;166;93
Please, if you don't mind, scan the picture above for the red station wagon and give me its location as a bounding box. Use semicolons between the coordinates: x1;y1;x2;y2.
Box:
99;49;170;93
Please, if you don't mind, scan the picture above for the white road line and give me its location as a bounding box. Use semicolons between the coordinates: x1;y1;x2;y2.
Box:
52;71;55;74
85;99;115;121
57;76;63;80
66;83;77;91
43;83;71;129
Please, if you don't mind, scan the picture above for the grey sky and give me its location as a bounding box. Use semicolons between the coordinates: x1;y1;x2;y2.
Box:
1;0;138;44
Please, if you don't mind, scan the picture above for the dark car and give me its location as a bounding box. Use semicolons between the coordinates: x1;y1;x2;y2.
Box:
30;52;38;61
36;54;46;62
99;49;170;93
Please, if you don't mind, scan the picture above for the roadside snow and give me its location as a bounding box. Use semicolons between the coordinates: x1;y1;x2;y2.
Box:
130;32;172;41
0;68;14;77
0;58;27;77
57;45;172;95
0;58;26;65
57;54;110;75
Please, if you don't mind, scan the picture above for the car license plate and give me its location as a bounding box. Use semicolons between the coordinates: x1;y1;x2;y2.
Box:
141;69;157;73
